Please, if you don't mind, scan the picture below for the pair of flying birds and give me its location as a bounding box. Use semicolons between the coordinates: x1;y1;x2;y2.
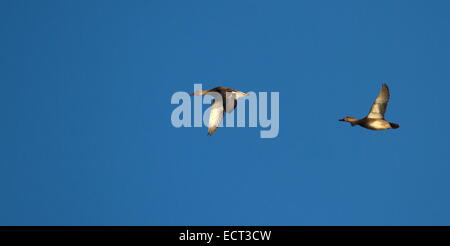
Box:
190;84;399;135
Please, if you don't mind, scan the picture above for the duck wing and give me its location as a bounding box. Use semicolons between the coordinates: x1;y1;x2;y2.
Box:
367;84;390;119
208;99;224;136
224;91;238;113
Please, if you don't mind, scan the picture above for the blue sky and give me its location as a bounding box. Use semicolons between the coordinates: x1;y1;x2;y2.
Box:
1;0;449;225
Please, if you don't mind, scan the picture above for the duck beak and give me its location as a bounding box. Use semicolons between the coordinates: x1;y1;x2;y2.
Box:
338;118;345;121
190;90;206;96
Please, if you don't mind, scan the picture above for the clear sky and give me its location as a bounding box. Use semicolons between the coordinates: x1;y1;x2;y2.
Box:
1;0;449;225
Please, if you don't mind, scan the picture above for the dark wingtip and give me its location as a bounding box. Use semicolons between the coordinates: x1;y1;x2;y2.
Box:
390;123;400;129
207;128;216;136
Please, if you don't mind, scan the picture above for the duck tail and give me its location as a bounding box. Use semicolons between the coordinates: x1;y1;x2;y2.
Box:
390;122;400;129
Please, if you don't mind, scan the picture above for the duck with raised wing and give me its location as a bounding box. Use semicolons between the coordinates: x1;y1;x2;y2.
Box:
190;86;248;135
339;84;400;130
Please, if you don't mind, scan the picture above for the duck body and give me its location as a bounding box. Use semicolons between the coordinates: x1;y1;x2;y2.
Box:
190;86;248;135
339;84;400;131
347;117;399;130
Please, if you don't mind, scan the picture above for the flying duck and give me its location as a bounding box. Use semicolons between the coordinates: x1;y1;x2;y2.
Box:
190;86;248;135
339;83;400;130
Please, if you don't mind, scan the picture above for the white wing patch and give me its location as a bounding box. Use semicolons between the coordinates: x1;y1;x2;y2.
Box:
367;84;390;119
208;99;224;135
